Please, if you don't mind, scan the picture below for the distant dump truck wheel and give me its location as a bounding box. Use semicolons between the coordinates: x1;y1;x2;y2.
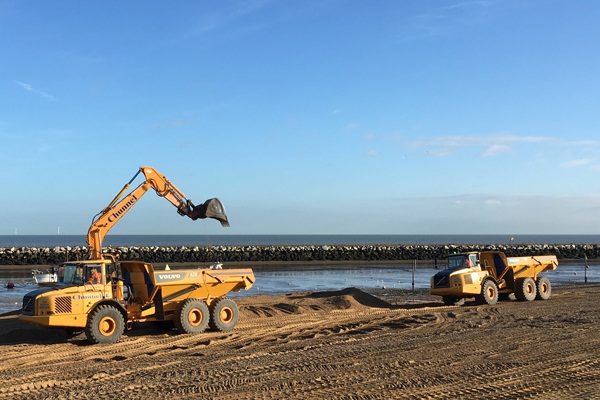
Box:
209;297;239;332
477;280;499;305
175;299;210;334
535;276;552;300
442;296;465;306
85;305;125;344
515;277;537;301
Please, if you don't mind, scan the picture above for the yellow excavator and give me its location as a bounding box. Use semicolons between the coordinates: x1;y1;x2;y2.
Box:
86;165;229;259
19;166;255;344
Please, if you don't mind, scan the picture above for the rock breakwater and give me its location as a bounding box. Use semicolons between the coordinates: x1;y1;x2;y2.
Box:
1;244;599;265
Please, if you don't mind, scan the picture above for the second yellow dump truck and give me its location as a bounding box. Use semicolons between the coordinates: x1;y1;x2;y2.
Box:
430;251;558;306
20;257;255;343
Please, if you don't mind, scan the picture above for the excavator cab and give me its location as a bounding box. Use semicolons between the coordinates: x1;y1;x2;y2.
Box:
190;198;230;227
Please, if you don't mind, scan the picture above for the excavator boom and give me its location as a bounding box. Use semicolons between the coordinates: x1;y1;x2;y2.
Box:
87;166;229;259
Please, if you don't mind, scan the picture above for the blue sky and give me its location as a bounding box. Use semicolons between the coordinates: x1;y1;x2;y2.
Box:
1;0;600;236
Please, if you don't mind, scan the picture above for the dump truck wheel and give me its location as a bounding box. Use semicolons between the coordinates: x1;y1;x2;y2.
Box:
536;276;552;300
85;305;125;344
477;279;499;305
209;297;239;332
442;296;465;306
175;299;210;334
515;277;537;301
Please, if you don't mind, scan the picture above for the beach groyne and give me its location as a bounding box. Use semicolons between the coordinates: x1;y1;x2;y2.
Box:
1;244;599;265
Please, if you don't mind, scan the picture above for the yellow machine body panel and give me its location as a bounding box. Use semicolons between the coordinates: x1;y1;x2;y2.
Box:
119;261;255;322
20;259;255;328
505;255;558;278
19;259;118;329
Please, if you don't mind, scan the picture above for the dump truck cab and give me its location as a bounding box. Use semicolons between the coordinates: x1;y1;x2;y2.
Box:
20;258;124;329
430;252;489;305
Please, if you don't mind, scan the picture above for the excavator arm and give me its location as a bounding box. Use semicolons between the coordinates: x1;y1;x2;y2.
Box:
87;166;229;260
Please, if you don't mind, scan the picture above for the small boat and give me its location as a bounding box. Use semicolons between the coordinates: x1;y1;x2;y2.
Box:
209;262;223;270
32;268;59;286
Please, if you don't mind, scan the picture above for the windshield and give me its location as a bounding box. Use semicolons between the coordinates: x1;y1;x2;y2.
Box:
62;264;104;285
447;254;478;270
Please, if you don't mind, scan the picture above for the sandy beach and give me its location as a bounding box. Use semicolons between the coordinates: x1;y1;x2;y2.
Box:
1;282;599;399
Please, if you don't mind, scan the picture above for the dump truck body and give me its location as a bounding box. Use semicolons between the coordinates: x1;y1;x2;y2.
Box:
430;251;557;306
121;261;254;323
19;259;254;343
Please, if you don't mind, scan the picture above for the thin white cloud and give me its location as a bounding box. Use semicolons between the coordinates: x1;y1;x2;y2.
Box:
482;144;510;157
150;119;194;133
361;131;600;161
380;132;404;142
405;133;557;157
410;134;557;148
15;81;56;101
175;0;296;41
484;199;501;206
363;132;376;140
452;200;464;207
404;0;497;39
561;158;595;169
442;1;494;11
426;149;450;157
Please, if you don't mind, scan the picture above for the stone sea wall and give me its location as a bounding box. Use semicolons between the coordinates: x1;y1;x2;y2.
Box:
1;244;599;265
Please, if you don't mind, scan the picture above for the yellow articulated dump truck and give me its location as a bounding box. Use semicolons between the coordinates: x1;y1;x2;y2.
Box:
19;165;255;344
20;258;254;343
430;251;558;306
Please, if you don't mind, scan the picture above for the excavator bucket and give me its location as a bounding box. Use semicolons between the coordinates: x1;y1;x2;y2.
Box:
191;198;230;227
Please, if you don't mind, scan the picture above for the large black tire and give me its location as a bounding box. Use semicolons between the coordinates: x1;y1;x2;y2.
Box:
209;297;239;332
85;305;125;344
536;276;552;300
174;299;210;334
476;279;499;305
442;296;465;306
514;277;537;301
